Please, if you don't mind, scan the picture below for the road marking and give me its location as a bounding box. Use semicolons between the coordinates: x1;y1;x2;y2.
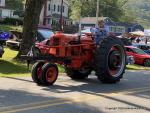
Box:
117;87;150;95
0;101;71;113
108;86;150;95
0;96;99;113
84;86;150;96
120;88;150;95
0;99;65;110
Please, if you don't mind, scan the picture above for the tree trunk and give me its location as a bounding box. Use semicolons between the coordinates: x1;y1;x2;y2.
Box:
17;0;46;58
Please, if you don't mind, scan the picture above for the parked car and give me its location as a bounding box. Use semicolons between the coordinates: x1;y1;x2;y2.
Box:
125;46;150;67
6;30;22;50
0;31;10;40
0;31;10;45
132;43;150;54
0;44;4;58
0;31;8;58
6;29;54;50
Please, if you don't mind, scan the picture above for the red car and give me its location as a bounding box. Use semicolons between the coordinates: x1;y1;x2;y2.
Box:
125;46;150;66
34;39;50;55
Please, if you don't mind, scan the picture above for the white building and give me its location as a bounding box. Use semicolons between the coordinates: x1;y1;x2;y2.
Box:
40;0;72;27
0;0;18;19
0;0;5;6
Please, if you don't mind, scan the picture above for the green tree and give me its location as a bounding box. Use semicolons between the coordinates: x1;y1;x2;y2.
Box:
6;0;24;10
68;0;125;21
121;0;150;27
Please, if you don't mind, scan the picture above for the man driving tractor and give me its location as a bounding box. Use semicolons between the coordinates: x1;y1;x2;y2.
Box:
90;19;113;45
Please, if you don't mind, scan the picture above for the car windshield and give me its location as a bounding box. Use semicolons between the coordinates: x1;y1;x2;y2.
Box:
133;48;147;55
38;29;54;39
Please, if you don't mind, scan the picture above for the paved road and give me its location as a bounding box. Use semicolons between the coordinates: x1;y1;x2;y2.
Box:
0;70;150;113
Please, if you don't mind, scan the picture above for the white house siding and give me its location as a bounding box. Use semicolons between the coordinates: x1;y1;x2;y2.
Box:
0;8;14;18
0;0;5;7
40;0;69;26
46;0;68;17
0;0;19;19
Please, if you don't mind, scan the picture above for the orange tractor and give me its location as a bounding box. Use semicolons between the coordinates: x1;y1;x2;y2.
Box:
24;31;126;86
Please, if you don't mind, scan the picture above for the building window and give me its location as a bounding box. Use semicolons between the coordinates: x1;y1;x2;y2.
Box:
54;4;56;11
48;4;51;11
116;27;125;33
0;9;2;17
58;5;60;12
48;18;51;24
52;19;56;25
109;26;125;33
109;26;116;32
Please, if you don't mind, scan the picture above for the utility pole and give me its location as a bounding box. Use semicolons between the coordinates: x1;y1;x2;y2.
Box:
60;0;64;31
96;0;99;26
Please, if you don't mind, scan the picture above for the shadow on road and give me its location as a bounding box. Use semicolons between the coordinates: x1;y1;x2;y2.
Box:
41;71;150;112
0;89;102;113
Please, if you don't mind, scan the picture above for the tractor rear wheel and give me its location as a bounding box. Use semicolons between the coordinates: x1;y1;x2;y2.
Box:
31;62;44;85
40;63;58;86
65;68;91;79
94;36;126;83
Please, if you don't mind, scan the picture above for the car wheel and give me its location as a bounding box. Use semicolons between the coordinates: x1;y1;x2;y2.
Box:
143;59;150;67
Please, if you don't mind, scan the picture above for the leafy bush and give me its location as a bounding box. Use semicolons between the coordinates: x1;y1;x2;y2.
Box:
2;18;23;25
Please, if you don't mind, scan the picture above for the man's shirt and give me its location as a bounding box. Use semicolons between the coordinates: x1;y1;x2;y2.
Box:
90;27;108;45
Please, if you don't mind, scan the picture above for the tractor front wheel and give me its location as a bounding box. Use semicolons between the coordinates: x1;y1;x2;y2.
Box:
94;36;126;83
65;68;91;80
40;63;58;86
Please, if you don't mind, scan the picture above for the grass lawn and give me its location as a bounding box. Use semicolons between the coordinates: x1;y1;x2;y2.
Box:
0;48;64;77
126;64;150;70
0;48;30;77
0;25;22;32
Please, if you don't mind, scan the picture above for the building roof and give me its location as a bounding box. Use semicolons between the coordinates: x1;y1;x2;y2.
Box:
79;17;144;31
45;13;70;20
81;17;108;24
115;22;139;27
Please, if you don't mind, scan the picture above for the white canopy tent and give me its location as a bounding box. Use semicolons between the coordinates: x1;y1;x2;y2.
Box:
144;30;150;37
129;31;145;36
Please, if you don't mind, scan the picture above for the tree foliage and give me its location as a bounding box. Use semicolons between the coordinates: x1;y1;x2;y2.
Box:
6;0;24;10
122;0;150;27
68;0;125;21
